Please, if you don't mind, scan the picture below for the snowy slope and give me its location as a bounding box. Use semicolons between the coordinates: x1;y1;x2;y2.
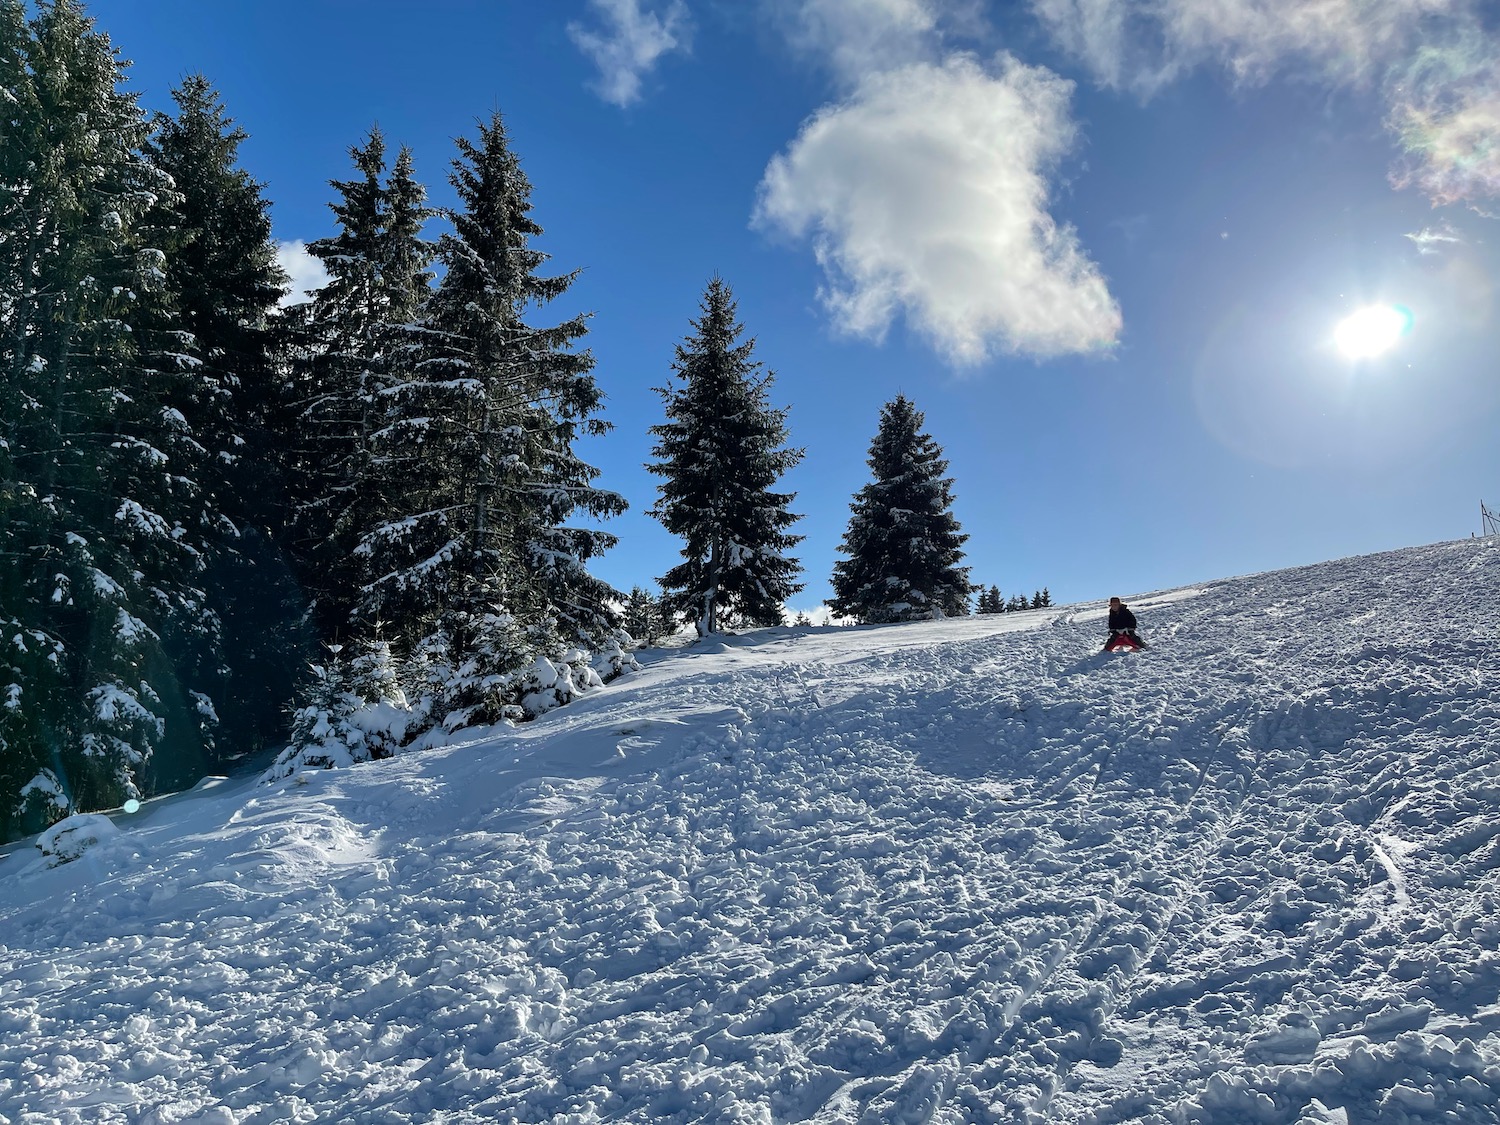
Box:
2;539;1499;1125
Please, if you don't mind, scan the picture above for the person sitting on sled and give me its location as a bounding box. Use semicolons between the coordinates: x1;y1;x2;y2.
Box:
1103;597;1146;651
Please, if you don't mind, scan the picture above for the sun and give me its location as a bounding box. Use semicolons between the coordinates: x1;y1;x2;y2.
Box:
1334;305;1412;360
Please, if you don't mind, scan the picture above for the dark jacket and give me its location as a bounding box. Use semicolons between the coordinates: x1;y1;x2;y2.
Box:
1108;604;1137;632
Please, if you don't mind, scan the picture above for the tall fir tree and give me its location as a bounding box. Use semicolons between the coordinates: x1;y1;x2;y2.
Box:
143;74;302;770
829;395;970;624
649;278;804;634
287;128;435;643
357;112;624;719
0;0;221;836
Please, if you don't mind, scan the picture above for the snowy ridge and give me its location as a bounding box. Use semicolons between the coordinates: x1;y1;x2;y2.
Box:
2;539;1499;1123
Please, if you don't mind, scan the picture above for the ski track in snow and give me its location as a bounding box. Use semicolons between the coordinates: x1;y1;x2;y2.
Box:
2;540;1500;1123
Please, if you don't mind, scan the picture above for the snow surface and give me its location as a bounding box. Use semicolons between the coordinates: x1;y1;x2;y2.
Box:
2;539;1499;1124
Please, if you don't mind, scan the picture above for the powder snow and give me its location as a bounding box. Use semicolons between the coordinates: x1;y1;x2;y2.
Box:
1;539;1498;1123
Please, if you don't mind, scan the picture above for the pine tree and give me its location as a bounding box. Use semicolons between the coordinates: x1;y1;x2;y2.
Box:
649;278;804;635
1038;587;1051;607
0;0;217;835
977;585;1002;614
829;396;970;624
357;113;624;720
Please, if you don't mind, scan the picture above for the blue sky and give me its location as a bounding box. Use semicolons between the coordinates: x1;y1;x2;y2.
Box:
88;0;1500;614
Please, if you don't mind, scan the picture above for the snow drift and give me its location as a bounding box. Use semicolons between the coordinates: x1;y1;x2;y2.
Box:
2;539;1498;1123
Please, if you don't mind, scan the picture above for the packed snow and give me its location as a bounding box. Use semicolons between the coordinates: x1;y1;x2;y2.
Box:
2;539;1498;1124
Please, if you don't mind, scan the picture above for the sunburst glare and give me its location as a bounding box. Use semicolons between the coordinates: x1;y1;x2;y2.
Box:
1334;304;1412;360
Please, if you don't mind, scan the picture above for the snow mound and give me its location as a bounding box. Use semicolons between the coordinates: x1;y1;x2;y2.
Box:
36;812;119;867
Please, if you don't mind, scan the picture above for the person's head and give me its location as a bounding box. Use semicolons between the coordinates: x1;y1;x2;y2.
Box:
1109;597;1122;608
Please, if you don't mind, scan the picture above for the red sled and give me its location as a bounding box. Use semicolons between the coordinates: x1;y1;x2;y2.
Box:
1104;632;1144;653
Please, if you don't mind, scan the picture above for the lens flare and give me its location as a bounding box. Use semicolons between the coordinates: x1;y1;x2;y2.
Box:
1334;305;1412;359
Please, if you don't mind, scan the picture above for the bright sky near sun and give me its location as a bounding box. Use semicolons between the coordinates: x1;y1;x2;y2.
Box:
86;0;1500;613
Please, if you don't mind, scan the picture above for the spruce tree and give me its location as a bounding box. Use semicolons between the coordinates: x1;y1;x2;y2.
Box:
143;74;300;769
622;586;669;646
358;112;624;721
287;128;436;644
829;395;970;624
649;278;804;634
0;0;217;835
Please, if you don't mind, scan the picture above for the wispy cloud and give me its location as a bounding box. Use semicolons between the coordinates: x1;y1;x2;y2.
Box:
1031;0;1449;95
568;0;690;107
1405;222;1464;253
766;0;941;84
274;240;330;308
1030;0;1500;207
755;54;1122;365
1387;38;1500;207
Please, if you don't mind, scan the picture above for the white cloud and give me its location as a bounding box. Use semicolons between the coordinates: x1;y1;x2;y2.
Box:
1031;0;1500;207
568;0;689;107
768;0;941;84
274;240;330;308
754;54;1122;365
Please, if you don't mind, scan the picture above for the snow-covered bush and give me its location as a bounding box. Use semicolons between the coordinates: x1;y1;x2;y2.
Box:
520;651;601;717
16;769;71;834
263;642;410;781
265;617;639;780
407;610;535;735
406;615;641;732
36;812;118;867
590;629;641;682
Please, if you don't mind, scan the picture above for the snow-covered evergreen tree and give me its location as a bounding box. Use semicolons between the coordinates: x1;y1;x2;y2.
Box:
145;75;285;512
143;73;299;771
829;395;970;624
357;112;624;723
287;128;436;644
649;278;804;635
622;585;671;646
0;0;220;835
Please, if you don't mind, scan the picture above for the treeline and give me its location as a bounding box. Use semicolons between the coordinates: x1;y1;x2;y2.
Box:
0;1;644;838
976;587;1052;614
0;1;1042;841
